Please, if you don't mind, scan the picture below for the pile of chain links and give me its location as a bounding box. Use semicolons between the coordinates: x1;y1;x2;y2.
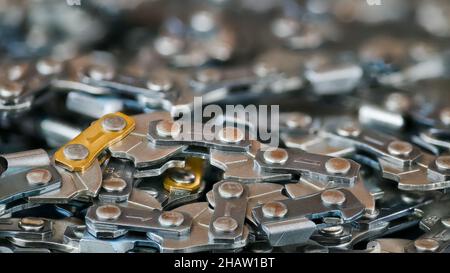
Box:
0;0;450;253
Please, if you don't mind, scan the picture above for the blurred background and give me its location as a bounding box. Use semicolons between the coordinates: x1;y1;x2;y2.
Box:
0;0;449;153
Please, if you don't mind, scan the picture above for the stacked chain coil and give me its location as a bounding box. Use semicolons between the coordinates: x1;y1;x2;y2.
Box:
0;0;450;253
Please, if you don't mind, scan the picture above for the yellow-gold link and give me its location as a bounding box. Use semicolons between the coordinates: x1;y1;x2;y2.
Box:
54;112;135;172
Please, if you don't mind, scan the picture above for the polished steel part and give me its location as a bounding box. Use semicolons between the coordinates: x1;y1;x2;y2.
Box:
1;218;83;253
148;120;251;152
148;203;249;253
252;189;365;246
0;149;50;170
29;160;102;203
85;204;192;239
0;166;61;215
325;122;450;190
285;177;376;216
208;181;248;243
207;183;287;226
255;148;360;185
98;159;134;203
108;112;186;168
209;143;292;183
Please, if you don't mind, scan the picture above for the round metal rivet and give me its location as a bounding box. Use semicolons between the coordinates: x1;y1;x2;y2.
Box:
195;68;222;84
154;35;183;56
102;177;127;192
439;107;450;126
213;216;238;233
285;113;312;129
87;64;115;81
26;169;52;185
19;217;45;231
207;41;231;60
63;144;89;161
190;11;216;33
263;148;289;164
8;64;27;81
253;62;277;77
321;217;344;233
321;189;346;206
271;17;299;39
414;238;439;252
337;123;361;137
0;81;23;99
96;205;122;221
320;225;344;235
156;120;181;138
218;127;244;144
325;158;351;174
147;75;173;92
218;181;244;199
387;141;413;157
385;93;411;113
435;156;450;171
262;201;288;218
170;169;196;184
158;211;185;227
36;59;62;75
364;209;380;219
102;115;127;132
